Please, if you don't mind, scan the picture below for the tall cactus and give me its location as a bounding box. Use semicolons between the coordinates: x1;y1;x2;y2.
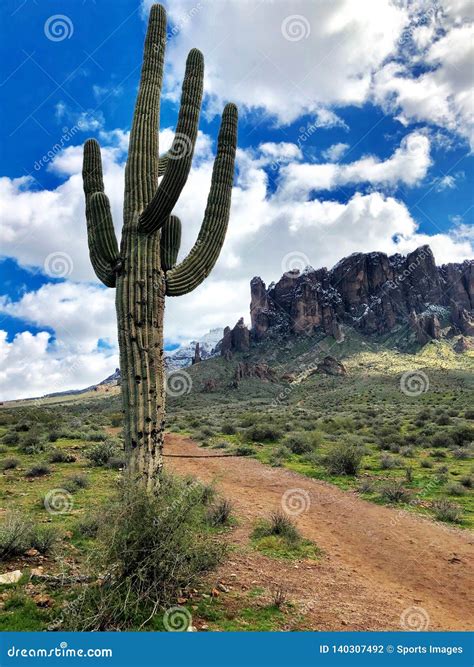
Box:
82;4;238;491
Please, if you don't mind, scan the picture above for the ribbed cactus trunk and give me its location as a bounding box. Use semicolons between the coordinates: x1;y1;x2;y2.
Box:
82;4;237;491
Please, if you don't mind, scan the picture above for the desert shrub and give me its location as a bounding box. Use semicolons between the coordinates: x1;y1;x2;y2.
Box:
400;446;414;457
245;424;282;443
450;425;474;447
379;482;411;503
252;511;299;544
30;525;59;554
234;444;256;456
49;449;76;463
62;474;90;493
432;499;463;523
405;467;414;483
48;431;60;442
460;475;473;488
380;454;400;470
445;482;466;496
301;451;320;467
283;433;313;455
452;447;471;460
1;457;20;470
110;413;122;428
2;430;20;446
76;516;100;539
0;512;32;560
436;414;451;426
420;459;433;468
212;440;230;450
431;433;452;448
63;474;226;630
25;463;51;478
207;498;233;526
322;442;363;476
15;421;31;432
358;478;374;493
269;445;291;467
464;409;474;420
87;440;120;467
87;432;107;442
221;422;236;435
106;456;125;470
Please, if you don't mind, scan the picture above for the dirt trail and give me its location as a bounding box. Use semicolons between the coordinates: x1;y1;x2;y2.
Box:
164;433;473;631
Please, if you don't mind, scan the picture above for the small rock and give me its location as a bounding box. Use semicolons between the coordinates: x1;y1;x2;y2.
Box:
177;597;187;604
33;594;53;608
217;582;229;593
64;530;73;539
211;588;220;598
24;548;40;557
0;570;22;584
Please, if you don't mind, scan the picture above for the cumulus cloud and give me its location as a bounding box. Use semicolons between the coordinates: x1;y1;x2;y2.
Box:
322;143;350;162
142;0;408;125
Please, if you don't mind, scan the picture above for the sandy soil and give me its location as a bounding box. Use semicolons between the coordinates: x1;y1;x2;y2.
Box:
165;433;474;631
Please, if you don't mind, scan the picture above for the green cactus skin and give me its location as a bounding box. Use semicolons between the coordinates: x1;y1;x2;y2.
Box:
81;4;238;491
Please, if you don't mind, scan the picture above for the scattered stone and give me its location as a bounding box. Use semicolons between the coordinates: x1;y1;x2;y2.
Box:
33;594;53;608
217;582;229;593
0;570;22;584
24;548;40;557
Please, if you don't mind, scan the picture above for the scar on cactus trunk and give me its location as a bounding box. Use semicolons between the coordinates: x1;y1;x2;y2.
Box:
81;4;238;492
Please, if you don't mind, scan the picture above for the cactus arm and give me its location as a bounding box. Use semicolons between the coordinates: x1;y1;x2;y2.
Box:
160;215;181;271
139;48;204;234
165;103;238;296
158;154;169;177
82;139;119;287
124;3;166;217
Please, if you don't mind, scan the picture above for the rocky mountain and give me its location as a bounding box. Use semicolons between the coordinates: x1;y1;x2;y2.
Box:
221;245;473;353
165;328;223;370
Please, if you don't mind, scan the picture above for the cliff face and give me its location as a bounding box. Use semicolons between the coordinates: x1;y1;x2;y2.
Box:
248;246;473;343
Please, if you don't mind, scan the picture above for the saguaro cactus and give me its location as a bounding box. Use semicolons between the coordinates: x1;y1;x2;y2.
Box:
82;4;238;491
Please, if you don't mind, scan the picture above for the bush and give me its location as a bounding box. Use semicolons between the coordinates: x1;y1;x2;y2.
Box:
0;512;32;560
379;482;411;503
87;432;107;442
25;464;51;478
110;413;122;428
221;422;236;435
207;499;233;526
106;456;125;470
322;443;363;476
64;474;226;630
76;516;100;539
460;475;473;488
63;474;90;493
464;409;474;420
450;425;474;447
234;444;256;457
380;454;399;469
1;457;20;470
48;431;60;442
245;424;282;443
49;449;76;463
432;499;463;523
420;459;433;468
269;445;291;467
2;431;19;446
87;440;120;467
431;433;452;449
283;432;319;455
30;525;58;554
252;511;300;544
445;482;466;496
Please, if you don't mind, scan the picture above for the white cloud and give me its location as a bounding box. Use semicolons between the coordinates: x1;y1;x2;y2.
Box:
277;132;431;198
144;0;409;125
322;143;349;162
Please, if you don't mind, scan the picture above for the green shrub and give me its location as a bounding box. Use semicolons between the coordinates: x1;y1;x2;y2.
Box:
64;474;226;630
269;445;291;467
1;457;20;470
110;413;122;428
62;474;90;493
445;482;466;496
245;424;282;443
25;463;51;478
460;475;473;488
49;449;76;463
252;511;300;544
2;431;20;446
234;444;256;456
87;440;120;467
0;512;32;560
106;456;125;470
30;525;58;554
380;454;400;469
420;459;433;468
221;422;236;435
379;482;411;503
432;499;463;523
431;433;452;448
322;442;363;476
450;425;474;447
207;498;233;526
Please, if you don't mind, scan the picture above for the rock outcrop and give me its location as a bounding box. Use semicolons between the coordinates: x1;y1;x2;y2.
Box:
221;318;250;356
191;343;201;365
248;246;473;343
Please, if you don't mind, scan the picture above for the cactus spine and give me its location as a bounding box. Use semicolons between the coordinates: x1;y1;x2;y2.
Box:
82;4;238;491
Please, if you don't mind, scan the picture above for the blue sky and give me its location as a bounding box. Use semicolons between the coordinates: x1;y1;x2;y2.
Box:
0;0;473;398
